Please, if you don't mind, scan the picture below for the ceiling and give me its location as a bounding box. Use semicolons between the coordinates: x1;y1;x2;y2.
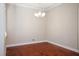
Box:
13;3;62;11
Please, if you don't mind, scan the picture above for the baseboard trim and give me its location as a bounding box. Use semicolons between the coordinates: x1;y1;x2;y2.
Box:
47;41;79;53
6;40;79;53
6;40;47;47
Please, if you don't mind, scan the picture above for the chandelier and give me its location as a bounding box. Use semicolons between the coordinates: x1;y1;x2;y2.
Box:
34;8;46;18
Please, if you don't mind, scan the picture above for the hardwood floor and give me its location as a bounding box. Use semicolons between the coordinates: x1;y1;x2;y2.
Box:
6;42;79;56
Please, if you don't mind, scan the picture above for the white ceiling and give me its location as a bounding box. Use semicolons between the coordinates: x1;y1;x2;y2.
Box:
14;3;62;11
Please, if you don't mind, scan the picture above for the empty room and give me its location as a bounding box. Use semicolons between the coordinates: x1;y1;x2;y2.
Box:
0;3;79;56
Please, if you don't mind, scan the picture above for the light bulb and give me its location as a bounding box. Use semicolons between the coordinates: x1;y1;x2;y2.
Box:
38;11;41;17
41;12;45;17
34;13;39;17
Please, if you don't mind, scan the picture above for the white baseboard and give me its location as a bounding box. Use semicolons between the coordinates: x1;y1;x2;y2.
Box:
6;40;79;53
6;40;47;47
47;40;79;53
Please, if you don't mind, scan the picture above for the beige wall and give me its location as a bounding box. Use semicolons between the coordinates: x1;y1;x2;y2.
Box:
78;4;79;50
46;4;78;49
6;4;46;45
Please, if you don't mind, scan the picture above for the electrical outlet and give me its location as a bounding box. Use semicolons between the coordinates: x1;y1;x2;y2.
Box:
32;39;35;41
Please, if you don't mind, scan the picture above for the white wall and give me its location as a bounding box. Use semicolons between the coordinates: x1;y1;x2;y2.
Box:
0;4;6;56
6;4;46;45
46;4;78;49
6;3;79;51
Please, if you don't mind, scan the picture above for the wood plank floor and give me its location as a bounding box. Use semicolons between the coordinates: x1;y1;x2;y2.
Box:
6;42;79;56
